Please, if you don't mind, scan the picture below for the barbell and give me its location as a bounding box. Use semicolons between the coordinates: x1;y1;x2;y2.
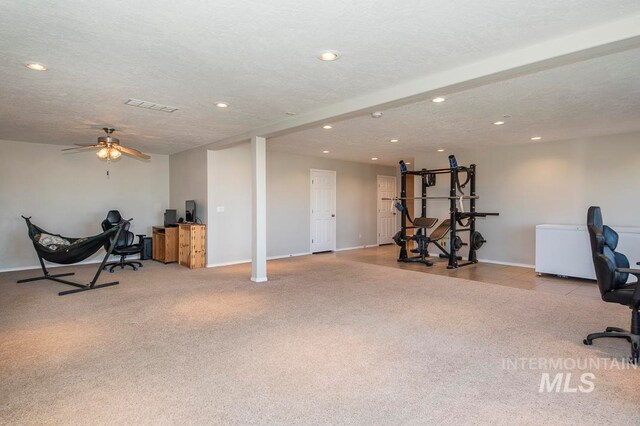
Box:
382;196;479;201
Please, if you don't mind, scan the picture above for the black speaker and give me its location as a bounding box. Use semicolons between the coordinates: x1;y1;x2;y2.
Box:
185;200;196;223
140;237;153;260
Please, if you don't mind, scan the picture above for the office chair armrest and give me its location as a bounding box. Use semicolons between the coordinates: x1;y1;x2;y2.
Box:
616;268;640;275
616;268;640;302
136;234;146;244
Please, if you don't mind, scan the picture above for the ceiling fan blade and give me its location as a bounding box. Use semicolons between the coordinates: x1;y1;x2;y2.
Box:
61;144;101;151
118;145;151;160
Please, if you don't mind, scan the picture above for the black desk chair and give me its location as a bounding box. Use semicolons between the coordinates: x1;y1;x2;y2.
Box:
101;210;145;273
584;206;640;362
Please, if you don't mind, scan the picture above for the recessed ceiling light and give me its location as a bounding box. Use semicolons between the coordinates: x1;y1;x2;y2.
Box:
371;111;383;119
432;97;446;103
531;136;542;140
493;121;505;126
25;62;47;71
371;157;378;161
318;51;339;61
390;139;399;143
215;102;229;108
322;125;333;130
437;149;445;152
322;150;330;154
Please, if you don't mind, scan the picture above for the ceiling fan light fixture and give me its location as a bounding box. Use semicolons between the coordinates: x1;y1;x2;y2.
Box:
97;148;109;159
97;147;122;160
109;148;122;159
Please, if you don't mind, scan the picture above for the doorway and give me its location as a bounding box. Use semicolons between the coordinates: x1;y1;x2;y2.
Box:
310;169;336;253
377;175;398;245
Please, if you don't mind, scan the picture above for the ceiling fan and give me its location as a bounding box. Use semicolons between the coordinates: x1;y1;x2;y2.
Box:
62;127;151;160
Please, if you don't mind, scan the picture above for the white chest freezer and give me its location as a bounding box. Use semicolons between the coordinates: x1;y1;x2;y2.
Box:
535;224;640;281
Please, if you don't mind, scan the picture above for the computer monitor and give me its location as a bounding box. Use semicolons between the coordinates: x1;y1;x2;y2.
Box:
164;209;177;227
185;200;196;223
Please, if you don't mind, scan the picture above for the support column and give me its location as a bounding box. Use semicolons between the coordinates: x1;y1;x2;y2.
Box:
251;136;267;282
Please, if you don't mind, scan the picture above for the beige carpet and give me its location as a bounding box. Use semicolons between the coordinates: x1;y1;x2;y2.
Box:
1;256;638;424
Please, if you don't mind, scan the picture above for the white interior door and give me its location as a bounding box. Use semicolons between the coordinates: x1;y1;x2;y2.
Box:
310;169;336;253
377;175;397;245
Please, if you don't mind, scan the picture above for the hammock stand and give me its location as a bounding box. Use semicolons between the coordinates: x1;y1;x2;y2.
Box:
17;216;128;296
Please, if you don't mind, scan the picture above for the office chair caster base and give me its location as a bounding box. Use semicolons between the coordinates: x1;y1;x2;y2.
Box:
104;261;143;273
584;329;632;345
584;329;640;363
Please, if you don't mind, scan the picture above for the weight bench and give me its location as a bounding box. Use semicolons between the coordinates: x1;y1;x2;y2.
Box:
406;217;438;256
411;219;452;259
413;217;438;229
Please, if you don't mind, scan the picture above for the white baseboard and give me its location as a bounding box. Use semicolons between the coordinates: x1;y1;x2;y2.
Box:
335;244;378;252
269;252;312;260
206;252;312;268
206;259;251;268
477;258;534;269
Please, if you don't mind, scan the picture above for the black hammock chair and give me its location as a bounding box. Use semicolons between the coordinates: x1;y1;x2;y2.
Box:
18;216;127;296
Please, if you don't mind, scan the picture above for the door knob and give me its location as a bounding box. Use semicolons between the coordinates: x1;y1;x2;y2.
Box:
331;214;335;217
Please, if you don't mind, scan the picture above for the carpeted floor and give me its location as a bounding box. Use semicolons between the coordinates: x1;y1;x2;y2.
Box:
1;256;638;424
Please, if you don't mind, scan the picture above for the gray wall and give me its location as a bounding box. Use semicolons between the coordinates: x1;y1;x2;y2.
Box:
169;146;208;223
414;131;640;266
267;150;396;257
206;146;252;265
0;139;169;271
205;144;396;266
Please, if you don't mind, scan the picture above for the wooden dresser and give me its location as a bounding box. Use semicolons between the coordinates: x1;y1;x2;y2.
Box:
178;224;206;269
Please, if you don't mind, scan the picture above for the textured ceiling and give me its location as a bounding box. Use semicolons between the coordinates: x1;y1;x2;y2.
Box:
269;47;640;165
0;0;639;154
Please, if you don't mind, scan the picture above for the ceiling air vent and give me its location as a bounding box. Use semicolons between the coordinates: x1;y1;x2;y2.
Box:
124;98;178;113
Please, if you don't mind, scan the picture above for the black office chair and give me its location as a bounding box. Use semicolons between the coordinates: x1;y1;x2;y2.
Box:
101;210;145;273
584;206;640;362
